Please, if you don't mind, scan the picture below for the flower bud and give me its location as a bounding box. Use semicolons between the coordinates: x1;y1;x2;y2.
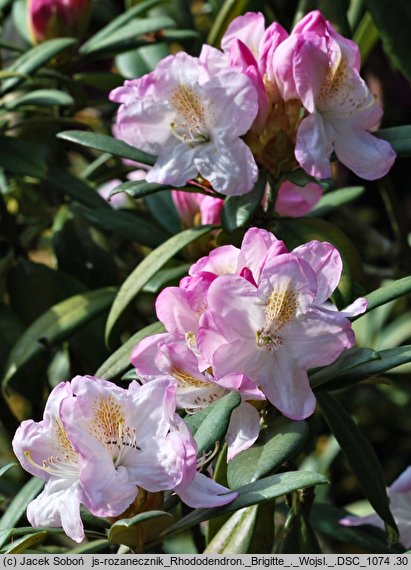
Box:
28;0;91;44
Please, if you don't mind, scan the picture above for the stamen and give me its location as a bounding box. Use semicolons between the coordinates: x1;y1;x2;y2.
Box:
24;450;78;479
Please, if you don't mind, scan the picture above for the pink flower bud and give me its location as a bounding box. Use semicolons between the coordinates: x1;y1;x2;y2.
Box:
28;0;91;43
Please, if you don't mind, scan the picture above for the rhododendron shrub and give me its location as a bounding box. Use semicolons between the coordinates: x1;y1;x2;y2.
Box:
2;0;411;556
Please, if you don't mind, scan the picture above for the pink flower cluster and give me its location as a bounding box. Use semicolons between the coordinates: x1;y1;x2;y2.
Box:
12;377;237;542
132;228;367;459
110;11;395;197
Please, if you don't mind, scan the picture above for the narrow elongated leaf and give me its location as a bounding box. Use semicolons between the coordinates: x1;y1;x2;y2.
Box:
1;38;76;95
144;192;181;235
79;207;170;249
310;186;365;217
95;321;164;379
0;478;44;537
310;347;379;389
317;392;398;545
142;264;191;294
227;419;308;489
365;0;411;82
79;16;175;56
376;127;411;157
110;180;171;200
108;511;174;547
57;131;156;166
318;346;411;391
5;89;74;109
48;166;109;210
361;276;411;315
277;499;321;554
194;392;241;455
5;531;48;554
166;471;329;535
0;137;47;178
80;0;165;53
0;464;16;478
203;506;257;553
105;226;214;344
69;540;110;554
222;173;266;233
3;288;116;389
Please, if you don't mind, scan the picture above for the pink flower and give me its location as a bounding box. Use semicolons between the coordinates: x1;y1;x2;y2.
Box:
275;180;323;217
340;466;411;548
12;383;84;543
272;10;395;180
197;235;367;420
131;333;264;461
171;191;223;227
29;0;91;43
110;52;259;196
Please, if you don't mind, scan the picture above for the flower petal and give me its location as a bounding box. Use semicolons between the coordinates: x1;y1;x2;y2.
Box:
295;112;334;178
176;471;238;508
226;402;261;461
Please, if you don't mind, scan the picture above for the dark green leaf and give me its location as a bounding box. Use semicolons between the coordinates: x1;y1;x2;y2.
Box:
194;392;241;455
79;16;175;56
0;478;44;538
277;498;321;554
80;207;170;248
227;419;309;488
318;346;411;391
142;264;191;293
108;511;174;547
222;173;266;233
203;506;257;553
115;43;169;79
5;531;48;554
310;186;365;217
95;321;164;380
57;131;156;166
166;471;329;535
5;89;74;109
1;38;77;95
81;0;165;53
310;503;399;554
47;166;110;210
0;464;17;478
105;226;214;344
0;137;47;178
376;127;411;157
310;347;379;389
69;540;110;554
144;191;181;235
365;0;411;82
362;276;411;315
109;180;171;200
3;288;116;390
317;392;398;545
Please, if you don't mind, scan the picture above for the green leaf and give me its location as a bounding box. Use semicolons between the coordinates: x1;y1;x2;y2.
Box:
203;506;258;553
0;464;17;479
166;471;329;535
317;346;411;391
79;16;175;56
80;0;165;53
5;89;74;109
115;43;169;79
1;38;77;95
108;511;174;548
47;166;110;210
5;531;48;554
57;131;156;166
362;276;411;315
310;503;399;554
0;478;44;538
95;321;164;380
3;287;116;390
364;0;411;82
68;540;110;554
227;419;309;489
142;264;191;294
80;207;170;249
0;136;47;178
317;392;398;546
221;173;266;233
353;11;379;62
109;179;171;200
310;347;380;389
376;126;411;157
105;226;214;344
194;392;241;455
207;0;254;46
310;186;365;217
144;192;181;235
276;498;321;554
